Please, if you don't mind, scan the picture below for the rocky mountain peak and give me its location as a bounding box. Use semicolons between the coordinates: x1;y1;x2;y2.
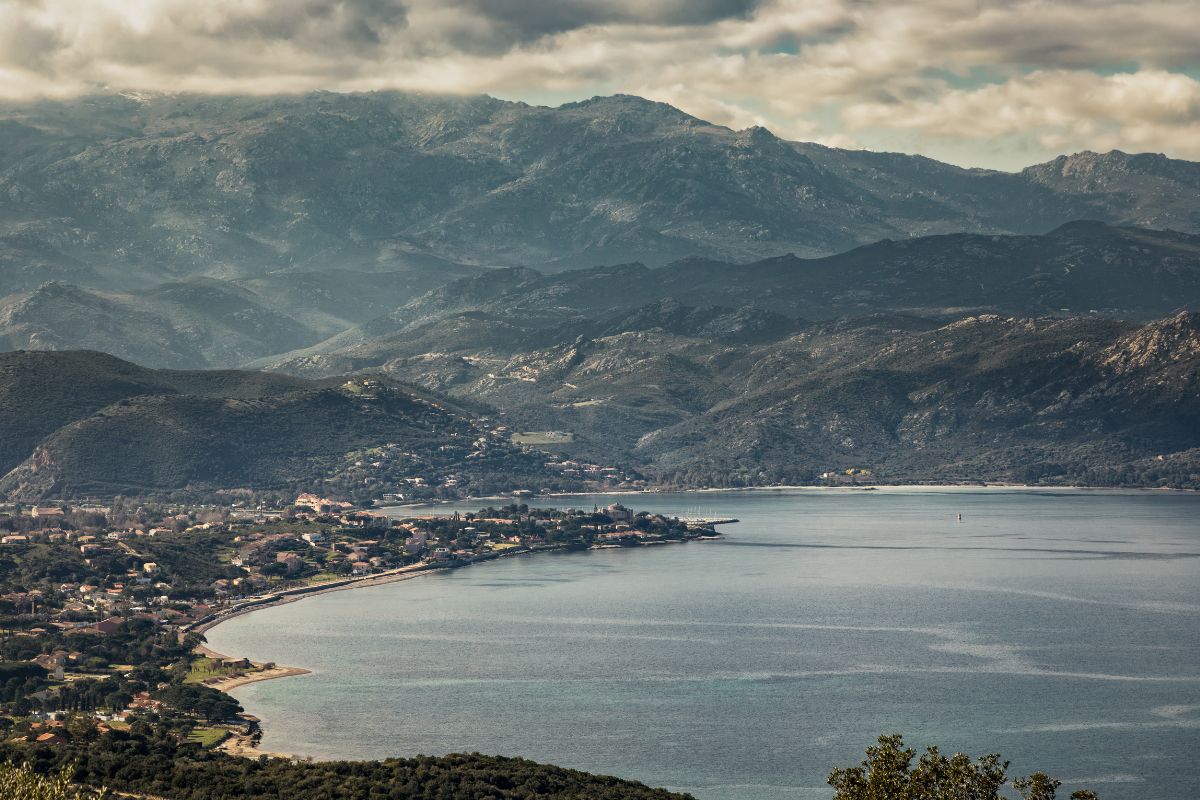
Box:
1097;310;1200;374
1023;149;1200;188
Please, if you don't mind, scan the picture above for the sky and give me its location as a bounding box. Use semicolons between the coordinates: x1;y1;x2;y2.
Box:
2;0;1199;170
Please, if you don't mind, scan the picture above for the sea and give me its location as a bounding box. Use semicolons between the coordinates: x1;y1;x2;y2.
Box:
206;488;1200;800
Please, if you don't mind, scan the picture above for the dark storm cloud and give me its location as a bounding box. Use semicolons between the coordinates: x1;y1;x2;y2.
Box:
464;0;762;32
209;0;409;49
445;0;762;53
0;12;62;72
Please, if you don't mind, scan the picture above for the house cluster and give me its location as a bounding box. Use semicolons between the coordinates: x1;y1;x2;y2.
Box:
539;458;645;490
398;503;718;558
0;491;732;757
3;572;203;638
293;493;355;514
1;497;719;679
819;467;875;485
11;693;165;744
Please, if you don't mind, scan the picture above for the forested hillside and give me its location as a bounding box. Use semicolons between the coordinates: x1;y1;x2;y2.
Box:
0;351;584;501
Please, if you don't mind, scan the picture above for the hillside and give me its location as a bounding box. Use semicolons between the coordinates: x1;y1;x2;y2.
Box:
0;351;585;501
2;91;1200;291
265;303;1200;488
4;92;1200;493
263;222;1200;378
0;265;496;369
0;350;317;477
639;313;1200;487
7;221;1197;373
0;281;321;368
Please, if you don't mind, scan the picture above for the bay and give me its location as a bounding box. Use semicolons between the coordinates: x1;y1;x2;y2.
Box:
206;488;1200;800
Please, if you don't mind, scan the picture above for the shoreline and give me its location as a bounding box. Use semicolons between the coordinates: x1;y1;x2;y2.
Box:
192;563;463;759
194;524;735;759
381;482;1199;512
192;483;1192;760
193;545;600;759
537;483;1200;496
190;561;449;638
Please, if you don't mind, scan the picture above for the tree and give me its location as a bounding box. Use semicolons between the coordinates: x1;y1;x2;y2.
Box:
64;714;98;742
1013;772;1061;800
829;735;1097;800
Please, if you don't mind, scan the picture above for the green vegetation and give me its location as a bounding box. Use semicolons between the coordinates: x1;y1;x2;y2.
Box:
2;736;691;800
0;762;106;800
829;734;1098;800
0;351;594;502
185;727;229;749
153;684;241;723
0;732;1113;800
183;659;243;686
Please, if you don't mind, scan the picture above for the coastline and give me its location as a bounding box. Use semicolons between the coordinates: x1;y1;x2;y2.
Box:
194;564;457;760
192;483;1193;760
194;517;735;759
382;482;1199;513
193;545;595;759
190;561;447;638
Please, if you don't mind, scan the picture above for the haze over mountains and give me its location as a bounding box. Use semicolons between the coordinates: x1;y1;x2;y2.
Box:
2;91;1199;496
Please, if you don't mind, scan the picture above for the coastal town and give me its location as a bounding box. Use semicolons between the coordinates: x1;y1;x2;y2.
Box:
0;495;725;758
306;412;650;505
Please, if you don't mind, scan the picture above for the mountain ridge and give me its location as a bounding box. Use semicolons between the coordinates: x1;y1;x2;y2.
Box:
259;221;1200;379
0;350;587;501
3;90;1200;290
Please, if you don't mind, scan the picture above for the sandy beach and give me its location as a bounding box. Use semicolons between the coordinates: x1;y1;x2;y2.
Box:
201;664;312;692
191;562;447;638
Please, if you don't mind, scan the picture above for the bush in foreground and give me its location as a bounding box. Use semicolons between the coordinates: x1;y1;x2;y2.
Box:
0;762;105;800
829;734;1098;800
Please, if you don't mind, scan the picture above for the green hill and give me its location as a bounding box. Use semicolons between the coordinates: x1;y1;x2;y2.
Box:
0;351;576;501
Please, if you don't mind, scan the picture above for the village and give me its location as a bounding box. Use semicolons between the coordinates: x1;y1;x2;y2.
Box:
331;415;648;505
0;495;724;755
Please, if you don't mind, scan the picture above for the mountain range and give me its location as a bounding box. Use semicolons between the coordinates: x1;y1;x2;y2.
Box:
3;90;1200;290
2;91;1200;495
261;298;1200;489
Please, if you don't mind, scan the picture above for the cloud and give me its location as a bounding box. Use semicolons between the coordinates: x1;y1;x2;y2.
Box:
0;0;1197;168
841;69;1200;160
204;0;410;48
444;0;762;53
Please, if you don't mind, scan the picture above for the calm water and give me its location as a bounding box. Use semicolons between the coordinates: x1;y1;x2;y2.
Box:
207;488;1200;800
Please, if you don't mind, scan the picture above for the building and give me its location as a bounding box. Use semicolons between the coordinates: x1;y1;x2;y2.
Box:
605;503;634;523
275;552;305;575
33;651;70;680
404;532;428;555
31;506;65;519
